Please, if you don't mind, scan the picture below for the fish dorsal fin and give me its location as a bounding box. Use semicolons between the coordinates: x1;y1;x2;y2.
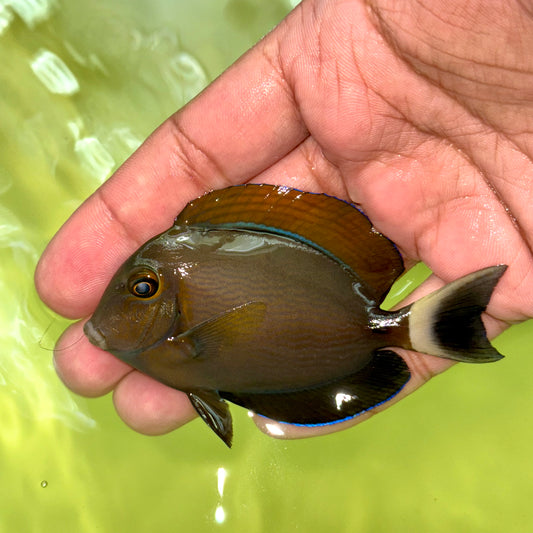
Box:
176;184;403;300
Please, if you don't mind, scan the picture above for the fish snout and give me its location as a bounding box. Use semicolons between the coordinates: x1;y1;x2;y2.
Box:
83;320;108;350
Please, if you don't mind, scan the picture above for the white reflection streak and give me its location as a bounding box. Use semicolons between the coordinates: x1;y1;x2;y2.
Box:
215;467;228;524
9;0;54;28
74;137;115;182
30;49;79;95
217;467;227;497
0;4;14;35
265;422;286;437
248;411;287;437
215;506;226;524
335;392;358;411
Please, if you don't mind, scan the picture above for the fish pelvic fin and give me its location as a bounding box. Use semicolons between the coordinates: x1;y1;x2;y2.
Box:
408;265;507;363
188;390;233;447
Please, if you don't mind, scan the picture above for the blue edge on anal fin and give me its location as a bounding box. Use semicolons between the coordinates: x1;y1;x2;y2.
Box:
221;350;410;428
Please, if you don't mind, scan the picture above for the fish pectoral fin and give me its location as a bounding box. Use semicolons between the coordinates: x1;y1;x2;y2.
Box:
177;301;266;358
221;350;410;427
188;390;233;447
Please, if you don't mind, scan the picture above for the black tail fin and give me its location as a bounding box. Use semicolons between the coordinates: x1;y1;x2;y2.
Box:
407;265;507;363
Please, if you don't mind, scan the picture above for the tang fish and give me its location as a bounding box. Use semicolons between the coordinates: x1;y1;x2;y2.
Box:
84;184;506;447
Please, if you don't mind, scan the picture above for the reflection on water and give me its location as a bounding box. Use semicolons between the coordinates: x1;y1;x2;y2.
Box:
0;208;95;431
8;0;54;28
31;48;80;94
215;467;228;524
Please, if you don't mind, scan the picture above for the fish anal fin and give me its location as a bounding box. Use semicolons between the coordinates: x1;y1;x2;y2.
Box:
175;184;404;300
221;350;410;427
188;390;233;447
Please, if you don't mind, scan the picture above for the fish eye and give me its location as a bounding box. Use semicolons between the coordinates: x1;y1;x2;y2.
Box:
127;270;160;299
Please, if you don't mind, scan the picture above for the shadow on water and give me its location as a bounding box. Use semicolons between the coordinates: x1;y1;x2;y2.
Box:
1;1;533;532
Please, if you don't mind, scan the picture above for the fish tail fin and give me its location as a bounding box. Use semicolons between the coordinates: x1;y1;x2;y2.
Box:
407;265;507;363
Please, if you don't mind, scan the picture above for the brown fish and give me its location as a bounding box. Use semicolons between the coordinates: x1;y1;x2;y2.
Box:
84;184;506;447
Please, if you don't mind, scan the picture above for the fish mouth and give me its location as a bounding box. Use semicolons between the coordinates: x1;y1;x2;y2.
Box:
83;320;108;350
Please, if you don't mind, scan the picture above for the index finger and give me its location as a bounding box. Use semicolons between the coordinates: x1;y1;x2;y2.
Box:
35;27;307;319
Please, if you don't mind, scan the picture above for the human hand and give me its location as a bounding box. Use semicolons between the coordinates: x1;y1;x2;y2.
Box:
35;0;533;439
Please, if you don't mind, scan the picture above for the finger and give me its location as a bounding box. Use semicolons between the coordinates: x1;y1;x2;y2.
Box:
35;20;307;319
112;371;197;436
54;321;132;397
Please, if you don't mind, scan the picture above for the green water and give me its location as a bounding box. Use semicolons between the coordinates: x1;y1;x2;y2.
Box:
1;1;533;531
